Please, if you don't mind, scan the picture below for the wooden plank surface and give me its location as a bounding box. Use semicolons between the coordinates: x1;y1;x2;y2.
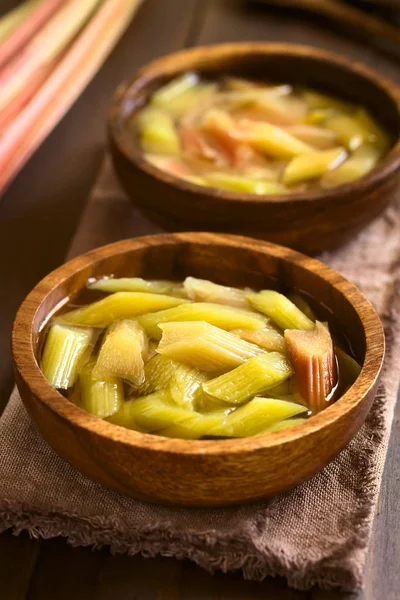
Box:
0;0;399;598
0;531;40;600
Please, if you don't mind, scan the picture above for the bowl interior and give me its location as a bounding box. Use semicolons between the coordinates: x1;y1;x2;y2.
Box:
113;45;400;162
13;235;385;505
32;237;366;368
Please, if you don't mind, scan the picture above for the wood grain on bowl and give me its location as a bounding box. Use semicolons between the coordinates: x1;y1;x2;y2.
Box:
108;43;400;254
12;233;384;506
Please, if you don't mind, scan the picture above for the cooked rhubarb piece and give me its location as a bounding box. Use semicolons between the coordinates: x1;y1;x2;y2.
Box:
283;147;347;186
137;302;266;339
88;277;185;296
93;320;147;385
202;352;293;404
257;416;307;434
284;125;338;150
287;293;316;322
150;72;200;107
302;90;351;113
157;321;263;371
41;324;95;389
324;113;373;152
238;120;314;159
183;276;250;308
205;172;286;194
137;108;180;155
231;327;286;353
41;273;369;439
136;352;207;410
248;290;315;331
107;390;196;432
335;347;361;394
355;108;389;152
58;292;188;327
132;75;388;194
79;361;123;419
179;126;224;164
285;321;337;413
208;396;307;437
321;144;380;188
200;108;255;168
145;154;194;178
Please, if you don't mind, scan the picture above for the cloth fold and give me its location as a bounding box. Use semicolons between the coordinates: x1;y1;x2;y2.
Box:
1;158;400;592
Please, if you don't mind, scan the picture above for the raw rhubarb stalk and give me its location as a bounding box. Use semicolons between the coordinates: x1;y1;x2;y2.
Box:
0;0;65;70
0;0;143;196
0;0;102;115
0;56;57;131
0;0;41;44
285;321;337;413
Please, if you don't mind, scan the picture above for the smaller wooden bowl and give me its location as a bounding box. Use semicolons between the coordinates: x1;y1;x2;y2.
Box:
12;233;384;507
108;43;400;255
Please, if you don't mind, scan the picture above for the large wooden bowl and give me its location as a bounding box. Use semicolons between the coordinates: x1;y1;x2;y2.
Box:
12;233;384;507
108;43;400;255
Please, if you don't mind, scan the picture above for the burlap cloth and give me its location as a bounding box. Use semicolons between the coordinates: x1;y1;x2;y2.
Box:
1;158;400;592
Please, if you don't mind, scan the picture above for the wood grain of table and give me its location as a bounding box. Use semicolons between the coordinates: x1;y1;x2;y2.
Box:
0;1;399;598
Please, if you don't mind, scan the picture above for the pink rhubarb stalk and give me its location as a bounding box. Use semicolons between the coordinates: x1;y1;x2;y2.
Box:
0;58;57;131
0;0;143;196
0;0;102;115
0;0;65;70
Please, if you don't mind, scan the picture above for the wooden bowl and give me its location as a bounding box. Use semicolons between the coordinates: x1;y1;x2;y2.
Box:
108;43;400;255
12;232;384;507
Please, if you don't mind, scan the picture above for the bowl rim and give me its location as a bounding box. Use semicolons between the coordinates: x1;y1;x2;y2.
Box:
108;41;400;208
12;232;385;456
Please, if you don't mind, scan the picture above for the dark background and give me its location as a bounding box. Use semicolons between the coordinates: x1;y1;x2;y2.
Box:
1;1;399;598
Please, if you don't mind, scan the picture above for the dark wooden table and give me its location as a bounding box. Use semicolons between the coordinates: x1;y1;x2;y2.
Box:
1;1;399;598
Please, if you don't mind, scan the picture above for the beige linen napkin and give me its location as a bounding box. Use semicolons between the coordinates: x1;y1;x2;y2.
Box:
1;158;400;592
